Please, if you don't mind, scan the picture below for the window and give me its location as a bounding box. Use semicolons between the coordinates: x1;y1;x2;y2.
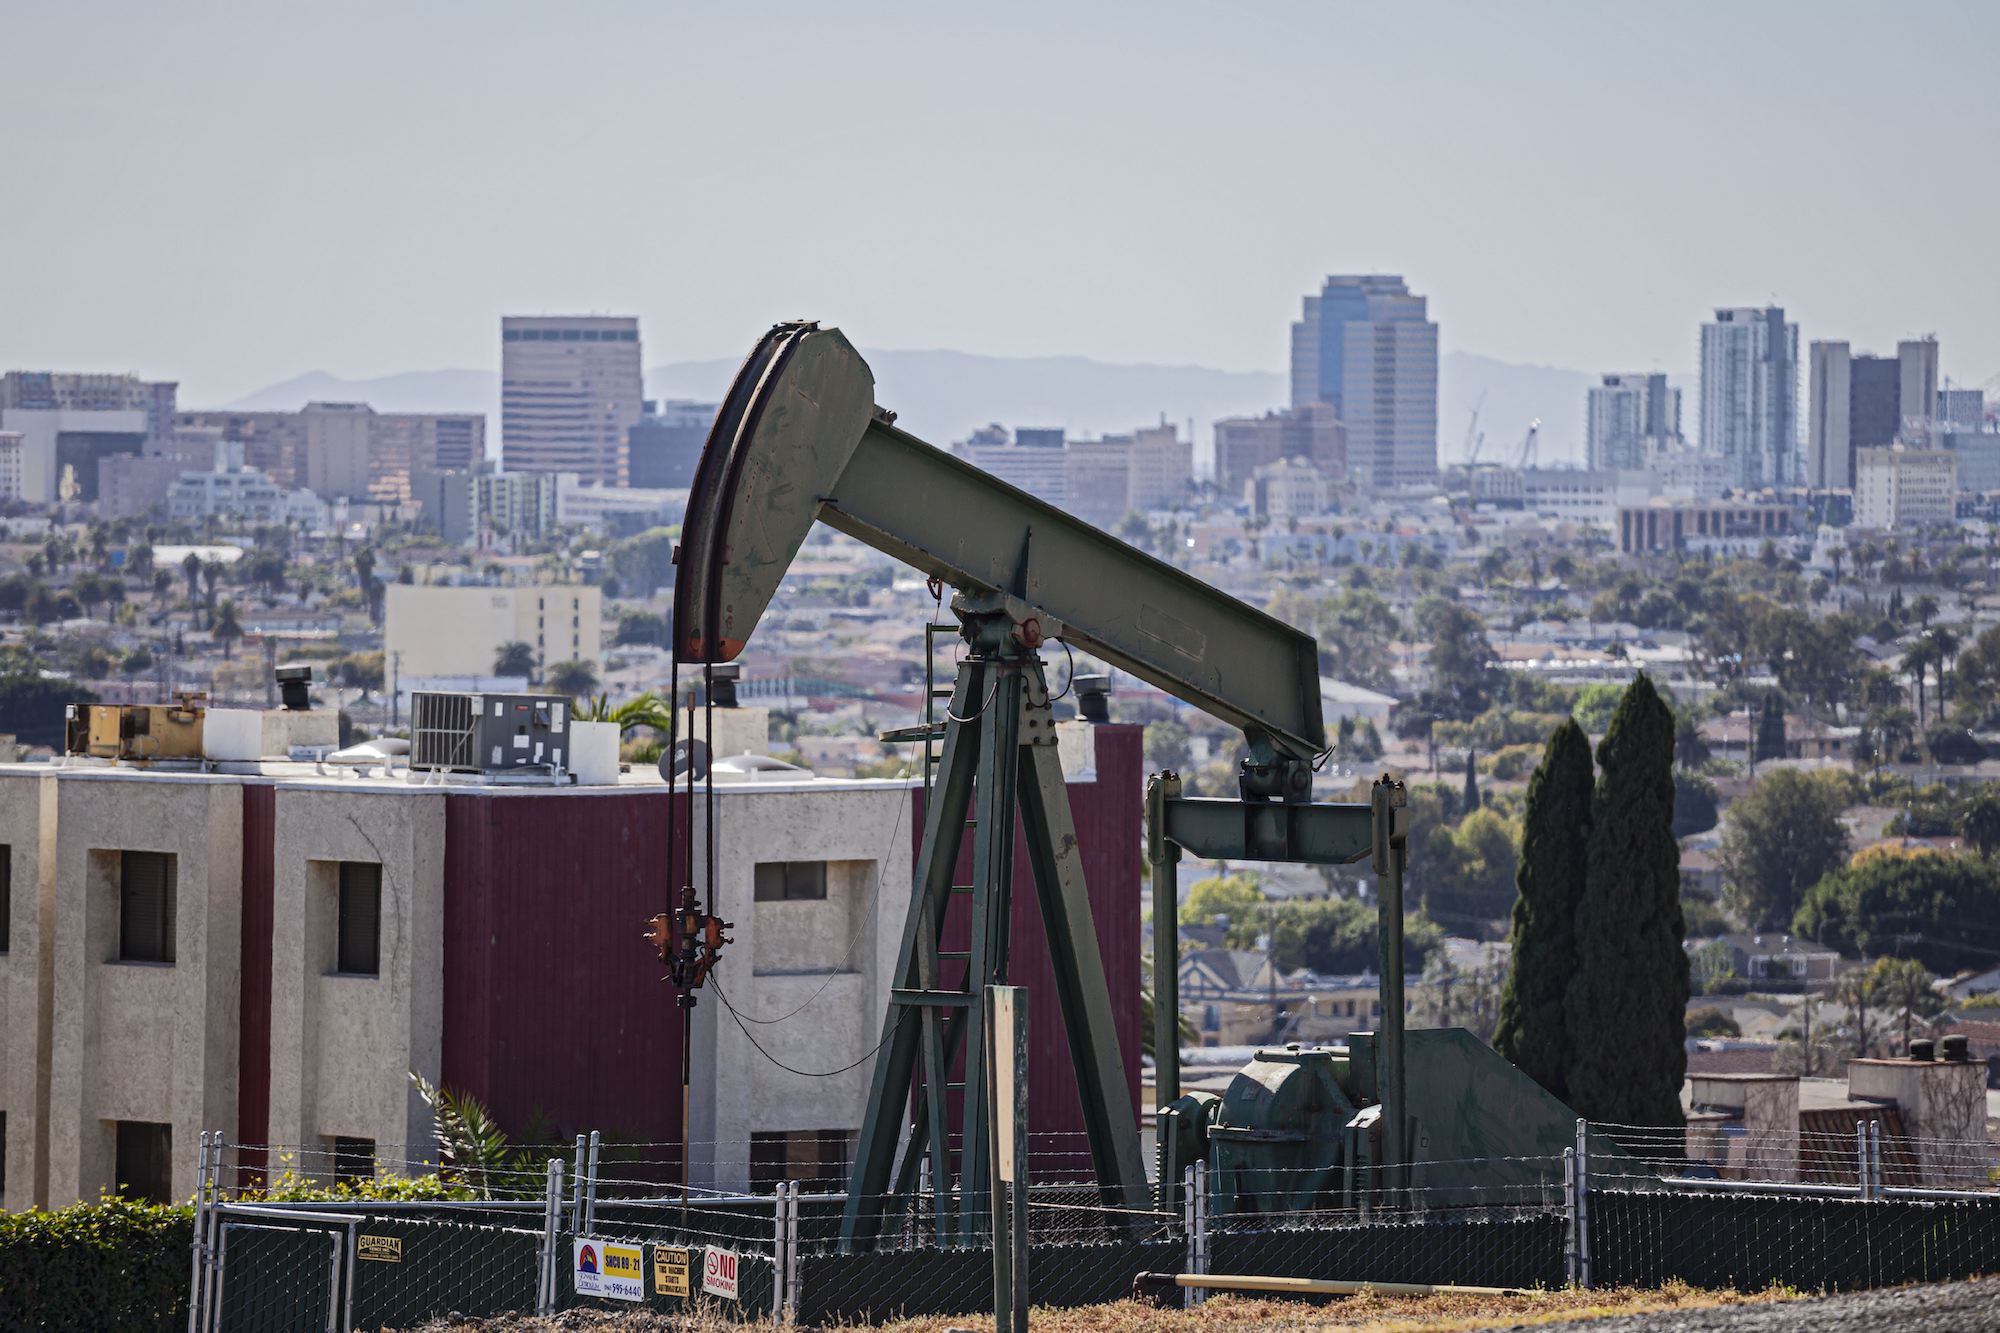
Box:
115;1121;172;1204
118;852;175;964
329;1136;375;1186
750;1129;849;1191
1202;1003;1220;1032
754;862;827;902
0;845;10;953
336;863;382;975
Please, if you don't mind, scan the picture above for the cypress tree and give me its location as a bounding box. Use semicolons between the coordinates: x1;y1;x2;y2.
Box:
1493;720;1592;1102
1462;747;1480;812
1566;674;1689;1129
1752;691;1788;765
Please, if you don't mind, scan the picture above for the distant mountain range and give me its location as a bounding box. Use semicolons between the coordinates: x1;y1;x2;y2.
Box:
223;349;1690;471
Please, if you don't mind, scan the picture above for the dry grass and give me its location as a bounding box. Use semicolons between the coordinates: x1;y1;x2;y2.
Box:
407;1279;1798;1332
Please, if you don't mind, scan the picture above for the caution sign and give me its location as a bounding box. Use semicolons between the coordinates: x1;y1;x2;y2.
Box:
574;1237;645;1302
356;1235;402;1264
653;1245;690;1298
703;1246;741;1301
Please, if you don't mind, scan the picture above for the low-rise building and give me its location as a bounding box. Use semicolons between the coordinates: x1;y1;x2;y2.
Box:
1854;446;1956;531
1617;499;1806;555
1244;457;1329;519
1;699;1145;1206
384;583;601;679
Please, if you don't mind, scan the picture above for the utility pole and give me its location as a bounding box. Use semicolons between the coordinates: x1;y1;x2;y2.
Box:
391;651;402;730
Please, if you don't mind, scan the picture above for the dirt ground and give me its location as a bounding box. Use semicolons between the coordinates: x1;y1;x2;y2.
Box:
402;1279;1796;1332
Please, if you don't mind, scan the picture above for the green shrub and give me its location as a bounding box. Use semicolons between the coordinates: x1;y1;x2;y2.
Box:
0;1197;192;1331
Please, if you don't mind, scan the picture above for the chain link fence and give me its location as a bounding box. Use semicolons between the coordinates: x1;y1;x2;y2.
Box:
183;1118;2000;1329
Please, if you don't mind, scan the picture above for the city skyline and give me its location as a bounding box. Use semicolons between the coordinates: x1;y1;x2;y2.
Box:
2;3;1997;408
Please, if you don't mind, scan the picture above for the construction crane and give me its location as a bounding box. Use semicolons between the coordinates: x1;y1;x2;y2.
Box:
671;323;1429;1250
1461;392;1487;467
1514;417;1542;469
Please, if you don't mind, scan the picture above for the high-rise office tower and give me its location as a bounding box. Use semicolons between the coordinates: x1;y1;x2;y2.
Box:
1807;338;1939;489
1289;275;1437;489
1938;387;1986;431
1700;307;1799;489
1586;373;1681;471
1897;337;1939;442
501;316;643;486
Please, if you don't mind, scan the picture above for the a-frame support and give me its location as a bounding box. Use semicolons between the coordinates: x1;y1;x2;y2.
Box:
840;617;1148;1250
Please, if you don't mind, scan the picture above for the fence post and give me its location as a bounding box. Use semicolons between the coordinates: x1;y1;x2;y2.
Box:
204;1139;228;1333
1572;1120;1591;1291
787;1180;802;1326
1869;1119;1882;1198
186;1130;213;1333
1562;1147;1578;1289
771;1180;790;1328
539;1158;565;1316
583;1130;602;1235
569;1135;586;1231
1854;1122;1869;1200
1191;1161;1210;1308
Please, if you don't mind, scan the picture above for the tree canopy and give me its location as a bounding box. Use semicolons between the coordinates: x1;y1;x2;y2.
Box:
1718;769;1851;930
1794;848;2000;976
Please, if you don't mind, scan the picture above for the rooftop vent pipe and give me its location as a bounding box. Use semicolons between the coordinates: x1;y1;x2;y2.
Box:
275;664;313;711
1075;673;1111;723
1908;1038;1936;1062
705;662;741;709
1940;1034;1970;1062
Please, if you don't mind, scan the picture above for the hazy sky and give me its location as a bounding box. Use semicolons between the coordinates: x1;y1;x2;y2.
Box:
4;2;1997;406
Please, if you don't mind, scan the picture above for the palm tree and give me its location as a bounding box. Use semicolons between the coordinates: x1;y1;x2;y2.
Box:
1833;968;1878;1059
1904;637;1936;726
1871;957;1942;1056
578;691;674;736
182;551;202;617
352;546;376;593
493;641;536;678
543;659;599;701
212;600;244;659
1928;626;1961;717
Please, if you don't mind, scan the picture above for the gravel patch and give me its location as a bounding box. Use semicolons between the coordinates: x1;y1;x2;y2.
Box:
1503;1276;2000;1332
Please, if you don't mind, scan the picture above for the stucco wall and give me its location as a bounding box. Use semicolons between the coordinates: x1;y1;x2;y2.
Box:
0;770;53;1209
691;783;913;1190
46;772;242;1206
265;784;444;1180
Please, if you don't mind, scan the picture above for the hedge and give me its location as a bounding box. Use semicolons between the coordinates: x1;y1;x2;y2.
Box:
0;1197;192;1332
0;1175;468;1329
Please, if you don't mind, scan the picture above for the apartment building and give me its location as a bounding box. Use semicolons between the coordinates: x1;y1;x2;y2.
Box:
501;317;643;487
1854;446;1957;532
1213;404;1344;498
0;371;177;504
382;583;602;680
0;433;23;501
1701;307;1799;489
176;405;485;504
0;702;1143;1206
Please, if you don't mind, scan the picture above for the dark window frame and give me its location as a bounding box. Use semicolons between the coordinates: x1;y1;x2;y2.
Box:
118;851;176;964
754;861;828;902
335;863;382;976
329;1135;376;1186
114;1120;173;1204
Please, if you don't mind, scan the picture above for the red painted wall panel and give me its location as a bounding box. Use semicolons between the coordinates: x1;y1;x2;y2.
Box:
441;790;688;1181
237;783;276;1183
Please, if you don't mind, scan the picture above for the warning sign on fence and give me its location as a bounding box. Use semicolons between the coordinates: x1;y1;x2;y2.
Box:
653;1245;690;1298
574;1238;645;1302
356;1235;402;1264
703;1246;740;1301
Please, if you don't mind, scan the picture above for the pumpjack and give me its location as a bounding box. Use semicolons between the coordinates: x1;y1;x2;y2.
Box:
672;322;1616;1251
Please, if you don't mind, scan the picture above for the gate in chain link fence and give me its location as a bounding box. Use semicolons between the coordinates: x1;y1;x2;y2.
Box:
185;1119;2000;1329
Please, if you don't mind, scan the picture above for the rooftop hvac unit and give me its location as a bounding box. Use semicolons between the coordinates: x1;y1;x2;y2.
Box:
64;694;207;762
410;692;572;776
